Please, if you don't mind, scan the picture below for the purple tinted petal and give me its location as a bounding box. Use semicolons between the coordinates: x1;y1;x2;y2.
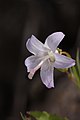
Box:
53;53;75;68
40;60;54;88
25;55;43;72
45;32;65;52
26;35;48;55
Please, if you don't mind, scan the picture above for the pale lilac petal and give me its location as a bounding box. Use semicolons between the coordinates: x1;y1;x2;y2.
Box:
53;53;75;68
45;32;65;52
25;55;43;72
26;35;48;55
40;60;54;88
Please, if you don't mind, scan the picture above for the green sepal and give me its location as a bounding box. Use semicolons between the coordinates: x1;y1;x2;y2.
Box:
57;68;68;72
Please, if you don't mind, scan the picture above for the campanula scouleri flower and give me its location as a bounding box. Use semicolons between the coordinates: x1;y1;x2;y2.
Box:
25;32;75;88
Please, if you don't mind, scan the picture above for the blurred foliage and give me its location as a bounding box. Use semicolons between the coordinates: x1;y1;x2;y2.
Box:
70;49;80;88
21;111;69;120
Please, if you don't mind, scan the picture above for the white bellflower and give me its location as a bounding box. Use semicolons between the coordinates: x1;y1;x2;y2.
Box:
25;32;75;88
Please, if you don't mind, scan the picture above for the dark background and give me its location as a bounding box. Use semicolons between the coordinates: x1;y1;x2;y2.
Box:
0;0;80;120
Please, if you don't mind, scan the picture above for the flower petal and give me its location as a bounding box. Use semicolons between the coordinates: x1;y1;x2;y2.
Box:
53;53;75;68
40;60;54;88
45;32;65;52
25;55;43;72
26;35;48;55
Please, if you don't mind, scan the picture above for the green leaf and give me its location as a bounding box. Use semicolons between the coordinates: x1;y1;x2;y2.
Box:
30;111;49;120
49;114;68;120
30;111;69;120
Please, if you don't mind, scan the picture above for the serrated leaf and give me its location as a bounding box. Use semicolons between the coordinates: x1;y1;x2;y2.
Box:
30;111;69;120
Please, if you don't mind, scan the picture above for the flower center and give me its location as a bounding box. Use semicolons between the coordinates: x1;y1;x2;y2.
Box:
48;51;55;62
